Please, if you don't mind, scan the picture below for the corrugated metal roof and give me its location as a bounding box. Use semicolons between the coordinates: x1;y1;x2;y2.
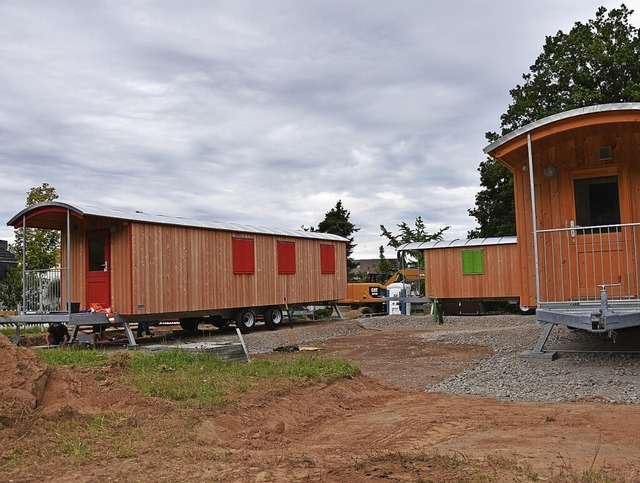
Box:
483;103;640;155
7;202;348;242
397;236;517;251
0;247;18;264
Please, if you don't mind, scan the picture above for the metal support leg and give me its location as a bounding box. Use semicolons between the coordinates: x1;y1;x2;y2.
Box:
520;322;558;360
122;322;137;346
69;325;80;343
332;302;344;320
533;323;554;353
12;323;21;345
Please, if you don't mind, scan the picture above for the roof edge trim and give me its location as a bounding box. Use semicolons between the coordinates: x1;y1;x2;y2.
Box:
8;202;85;228
7;201;349;242
483;103;640;156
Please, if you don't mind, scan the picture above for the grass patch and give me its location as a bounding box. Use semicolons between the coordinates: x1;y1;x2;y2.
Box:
0;326;42;336
48;408;143;460
125;350;359;407
33;346;359;407
35;346;110;368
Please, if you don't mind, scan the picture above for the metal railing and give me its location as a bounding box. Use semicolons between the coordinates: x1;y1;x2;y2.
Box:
22;268;66;313
536;223;640;304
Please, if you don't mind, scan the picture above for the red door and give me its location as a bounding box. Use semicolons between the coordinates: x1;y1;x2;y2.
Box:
86;230;111;307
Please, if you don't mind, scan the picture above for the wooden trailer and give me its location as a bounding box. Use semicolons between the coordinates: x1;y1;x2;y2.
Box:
3;201;348;343
398;237;520;315
484;103;640;353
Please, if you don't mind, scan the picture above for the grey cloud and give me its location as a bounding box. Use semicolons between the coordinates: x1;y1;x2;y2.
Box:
1;0;631;257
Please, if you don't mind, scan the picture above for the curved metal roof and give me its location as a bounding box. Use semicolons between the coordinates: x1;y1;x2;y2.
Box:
397;236;517;251
7;201;348;242
483;103;640;155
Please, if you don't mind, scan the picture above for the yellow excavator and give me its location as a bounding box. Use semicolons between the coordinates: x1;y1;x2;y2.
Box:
340;269;424;314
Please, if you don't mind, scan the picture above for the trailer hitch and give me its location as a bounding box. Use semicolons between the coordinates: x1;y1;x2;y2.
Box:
591;283;620;332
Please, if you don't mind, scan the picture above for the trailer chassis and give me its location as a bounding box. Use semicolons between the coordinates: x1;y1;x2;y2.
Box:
524;287;640;359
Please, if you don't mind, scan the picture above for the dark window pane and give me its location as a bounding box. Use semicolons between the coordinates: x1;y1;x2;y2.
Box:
574;176;620;232
88;236;105;271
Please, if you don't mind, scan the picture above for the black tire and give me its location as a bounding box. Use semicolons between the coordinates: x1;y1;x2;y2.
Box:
519;307;536;315
235;309;256;334
212;319;231;329
179;318;199;331
360;306;374;315
264;306;284;330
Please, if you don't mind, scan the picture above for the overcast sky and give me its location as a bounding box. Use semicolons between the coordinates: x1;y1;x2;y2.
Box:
0;1;635;259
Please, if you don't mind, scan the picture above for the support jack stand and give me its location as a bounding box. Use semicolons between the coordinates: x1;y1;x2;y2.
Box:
520;322;558;360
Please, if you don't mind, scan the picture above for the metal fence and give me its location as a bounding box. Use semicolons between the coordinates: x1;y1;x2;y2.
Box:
536;223;640;304
23;268;65;313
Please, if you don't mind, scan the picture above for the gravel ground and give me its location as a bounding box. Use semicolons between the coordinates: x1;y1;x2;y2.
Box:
424;315;640;404
210;312;640;405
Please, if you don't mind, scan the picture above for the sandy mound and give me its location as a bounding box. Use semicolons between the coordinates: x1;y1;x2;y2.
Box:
0;336;166;425
0;334;49;427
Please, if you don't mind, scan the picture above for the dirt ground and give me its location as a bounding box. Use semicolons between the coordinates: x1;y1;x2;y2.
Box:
2;321;640;482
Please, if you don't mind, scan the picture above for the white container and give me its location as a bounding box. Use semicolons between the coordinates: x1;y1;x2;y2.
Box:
387;282;411;315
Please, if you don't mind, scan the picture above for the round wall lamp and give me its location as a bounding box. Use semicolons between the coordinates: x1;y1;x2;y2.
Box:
542;163;558;179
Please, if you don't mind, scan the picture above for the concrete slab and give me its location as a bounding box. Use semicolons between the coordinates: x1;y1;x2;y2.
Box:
144;341;248;362
519;350;558;361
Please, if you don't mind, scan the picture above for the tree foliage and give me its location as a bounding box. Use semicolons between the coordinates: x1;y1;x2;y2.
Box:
11;183;60;269
376;245;392;275
467;140;515;238
469;4;640;237
0;267;22;310
0;184;60;309
380;216;449;268
308;200;359;271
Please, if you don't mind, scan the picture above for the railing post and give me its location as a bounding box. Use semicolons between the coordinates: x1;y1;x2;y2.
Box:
21;216;26;314
527;133;542;308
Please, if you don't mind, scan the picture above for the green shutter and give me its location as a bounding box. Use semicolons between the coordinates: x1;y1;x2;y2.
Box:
462;249;484;275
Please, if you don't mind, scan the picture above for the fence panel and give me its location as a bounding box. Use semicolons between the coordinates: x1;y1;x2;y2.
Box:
23;268;65;313
537;223;640;304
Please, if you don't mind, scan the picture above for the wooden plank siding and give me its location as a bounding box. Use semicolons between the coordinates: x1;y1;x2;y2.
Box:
44;209;347;317
423;243;520;301
60;216;132;312
486;107;640;307
128;223;346;316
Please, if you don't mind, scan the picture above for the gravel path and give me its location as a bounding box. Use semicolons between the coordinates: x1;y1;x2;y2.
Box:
423;315;640;404
201;312;640;405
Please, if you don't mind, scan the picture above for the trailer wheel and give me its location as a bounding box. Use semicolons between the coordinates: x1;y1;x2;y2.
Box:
519;306;536;315
212;319;231;329
235;309;256;333
179;318;199;331
264;306;283;330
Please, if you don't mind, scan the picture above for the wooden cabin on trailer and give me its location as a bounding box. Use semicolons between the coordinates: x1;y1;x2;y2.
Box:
398;237;520;315
483;103;640;352
4;202;348;341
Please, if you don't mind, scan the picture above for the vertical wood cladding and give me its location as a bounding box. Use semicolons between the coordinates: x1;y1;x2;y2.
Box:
128;223;347;316
12;205;346;317
490;112;640;306
61;217;132;313
424;243;520;300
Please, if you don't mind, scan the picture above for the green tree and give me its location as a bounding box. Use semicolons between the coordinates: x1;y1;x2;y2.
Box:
380;216;449;268
0;267;22;310
0;184;60;309
375;245;392;275
11;183;60;269
308;200;359;272
469;4;640;237
467;134;515;238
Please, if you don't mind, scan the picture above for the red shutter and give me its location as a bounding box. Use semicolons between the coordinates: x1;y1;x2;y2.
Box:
277;241;296;274
320;244;336;274
233;237;255;274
